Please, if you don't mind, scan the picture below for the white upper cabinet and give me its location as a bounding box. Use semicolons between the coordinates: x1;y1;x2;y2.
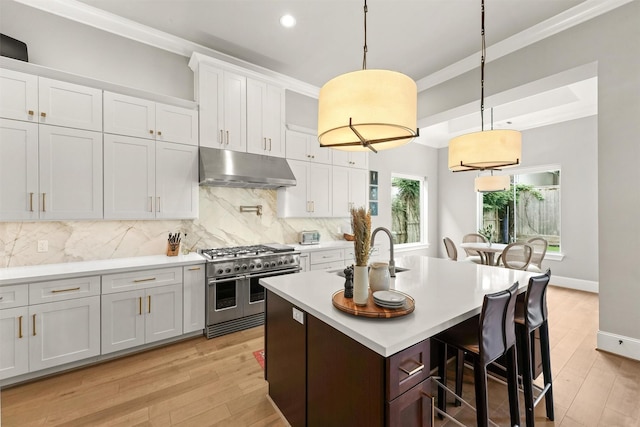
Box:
277;159;332;218
331;150;369;169
247;79;285;157
285;129;332;164
0;68;38;123
104;91;198;146
332;166;368;217
0;119;102;221
103;134;198;220
1;70;102;132
193;63;246;151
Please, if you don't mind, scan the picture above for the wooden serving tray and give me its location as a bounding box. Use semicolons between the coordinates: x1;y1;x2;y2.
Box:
332;289;415;318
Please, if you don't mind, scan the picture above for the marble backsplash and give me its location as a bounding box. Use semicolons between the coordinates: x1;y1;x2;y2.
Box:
0;187;351;268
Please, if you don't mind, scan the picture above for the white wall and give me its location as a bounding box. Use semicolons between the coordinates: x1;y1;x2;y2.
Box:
429;2;640;359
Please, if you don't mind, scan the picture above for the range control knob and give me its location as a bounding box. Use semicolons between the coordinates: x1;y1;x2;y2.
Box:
249;264;255;269
225;268;232;274
278;260;283;265
216;269;224;275
283;259;288;264
271;261;277;267
234;266;240;272
256;263;262;269
241;264;248;271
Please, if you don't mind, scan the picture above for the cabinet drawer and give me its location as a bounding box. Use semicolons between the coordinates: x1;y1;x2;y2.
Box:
386;339;431;401
29;276;100;304
310;249;343;265
0;285;29;309
387;378;434;427
309;260;344;271
102;267;183;294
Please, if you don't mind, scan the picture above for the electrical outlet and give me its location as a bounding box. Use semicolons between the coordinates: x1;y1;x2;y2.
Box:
292;307;305;325
37;240;48;253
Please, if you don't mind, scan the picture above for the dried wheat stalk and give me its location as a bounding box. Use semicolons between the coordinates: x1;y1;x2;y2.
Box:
350;206;371;266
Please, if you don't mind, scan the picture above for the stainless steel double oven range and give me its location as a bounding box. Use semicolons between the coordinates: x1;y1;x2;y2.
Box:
200;244;301;338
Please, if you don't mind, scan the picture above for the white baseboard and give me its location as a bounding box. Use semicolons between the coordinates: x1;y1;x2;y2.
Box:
550;275;598;293
597;331;640;361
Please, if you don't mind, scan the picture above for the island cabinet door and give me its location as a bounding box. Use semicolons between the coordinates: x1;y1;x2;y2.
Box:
265;291;306;427
306;315;385;427
387;378;434;427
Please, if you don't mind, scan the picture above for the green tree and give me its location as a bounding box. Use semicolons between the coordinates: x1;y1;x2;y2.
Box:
391;178;421;244
482;184;544;242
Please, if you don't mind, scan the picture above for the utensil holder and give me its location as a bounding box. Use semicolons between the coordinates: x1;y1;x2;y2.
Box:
166;242;180;257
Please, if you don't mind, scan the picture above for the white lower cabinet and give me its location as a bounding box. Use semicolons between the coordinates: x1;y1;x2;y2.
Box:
0;306;29;380
29;296;101;371
101;283;183;354
183;265;205;333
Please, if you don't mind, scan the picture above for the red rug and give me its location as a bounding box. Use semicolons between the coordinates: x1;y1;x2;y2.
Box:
253;349;265;369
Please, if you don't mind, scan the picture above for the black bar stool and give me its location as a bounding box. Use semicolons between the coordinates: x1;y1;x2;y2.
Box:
515;269;554;426
435;281;521;427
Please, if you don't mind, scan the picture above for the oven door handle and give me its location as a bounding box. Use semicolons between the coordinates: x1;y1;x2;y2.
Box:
208;276;241;285
245;267;302;279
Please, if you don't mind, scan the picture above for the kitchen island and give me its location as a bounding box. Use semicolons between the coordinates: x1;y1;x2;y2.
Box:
260;255;537;427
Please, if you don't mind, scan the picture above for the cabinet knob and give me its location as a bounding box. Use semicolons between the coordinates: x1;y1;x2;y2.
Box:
149;130;154;134
157;131;162;136
28;110;34;116
40;112;46;118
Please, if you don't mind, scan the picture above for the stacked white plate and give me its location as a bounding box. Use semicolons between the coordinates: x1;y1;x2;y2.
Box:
373;290;407;308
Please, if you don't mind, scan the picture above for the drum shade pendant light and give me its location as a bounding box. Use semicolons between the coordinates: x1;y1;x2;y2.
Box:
318;0;418;153
448;0;521;171
475;171;510;192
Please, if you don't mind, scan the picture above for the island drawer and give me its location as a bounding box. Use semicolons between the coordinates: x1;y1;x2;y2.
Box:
0;284;29;309
102;267;182;294
386;338;431;401
29;276;101;304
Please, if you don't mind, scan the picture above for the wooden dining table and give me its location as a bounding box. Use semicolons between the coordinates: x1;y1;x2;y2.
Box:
460;242;508;265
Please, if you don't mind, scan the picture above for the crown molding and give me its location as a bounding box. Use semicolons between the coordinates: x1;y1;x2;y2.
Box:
416;0;634;91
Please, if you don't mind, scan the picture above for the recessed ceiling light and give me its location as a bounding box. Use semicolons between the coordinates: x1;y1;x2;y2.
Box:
280;14;296;28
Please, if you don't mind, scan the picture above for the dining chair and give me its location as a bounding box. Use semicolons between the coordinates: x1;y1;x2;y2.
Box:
515;268;554;426
435;281;521;427
525;237;548;273
462;233;488;264
497;242;533;270
443;237;458;261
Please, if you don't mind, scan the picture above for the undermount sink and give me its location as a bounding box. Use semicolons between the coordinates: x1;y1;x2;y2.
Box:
334;266;410;277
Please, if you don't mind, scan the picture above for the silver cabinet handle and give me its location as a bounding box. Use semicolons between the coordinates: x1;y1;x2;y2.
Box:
220;130;224;145
268;138;272;151
32;314;36;336
188;267;201;271
157;197;160;212
399;359;424;377
42;193;46;212
134;277;156;283
18;315;23;339
263;137;267;150
51;287;80;293
29;192;34;212
148;295;151;313
226;130;230;145
139;297;142;315
149;196;153;212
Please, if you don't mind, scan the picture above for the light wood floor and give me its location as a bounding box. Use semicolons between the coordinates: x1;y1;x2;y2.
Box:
1;286;639;426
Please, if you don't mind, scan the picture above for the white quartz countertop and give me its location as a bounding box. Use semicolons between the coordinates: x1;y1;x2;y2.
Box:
260;256;538;357
0;253;205;286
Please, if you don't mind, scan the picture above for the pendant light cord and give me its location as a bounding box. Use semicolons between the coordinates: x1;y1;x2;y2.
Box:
363;0;368;70
480;0;486;131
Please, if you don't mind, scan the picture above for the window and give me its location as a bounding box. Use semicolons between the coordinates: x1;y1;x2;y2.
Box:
391;174;426;245
479;167;560;252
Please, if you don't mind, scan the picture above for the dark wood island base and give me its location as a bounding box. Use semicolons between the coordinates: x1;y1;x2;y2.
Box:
265;290;435;427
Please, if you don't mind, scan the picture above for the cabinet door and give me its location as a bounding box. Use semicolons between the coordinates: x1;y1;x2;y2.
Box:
101;290;146;354
222;71;246;152
246;78;267;155
155;141;198;219
277;160;309;217
103;91;156;139
38;77;102;131
349;168;369;211
308;137;332;165
265;84;285;157
145;284;183;344
38;125;103;220
0;68;38;122
0;306;30;380
308;163;332;217
387;379;434;427
183;265;205;333
0;119;39;220
29;296;101;371
350;151;369;169
155;103;198;146
285;129;310;162
331;150;350;167
196;65;223;148
104;134;156;219
332;166;351;217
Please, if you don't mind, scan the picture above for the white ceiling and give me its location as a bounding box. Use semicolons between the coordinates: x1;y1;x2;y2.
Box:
52;0;613;147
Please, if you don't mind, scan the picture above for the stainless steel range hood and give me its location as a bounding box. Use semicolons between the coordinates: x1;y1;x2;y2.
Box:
199;147;296;189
